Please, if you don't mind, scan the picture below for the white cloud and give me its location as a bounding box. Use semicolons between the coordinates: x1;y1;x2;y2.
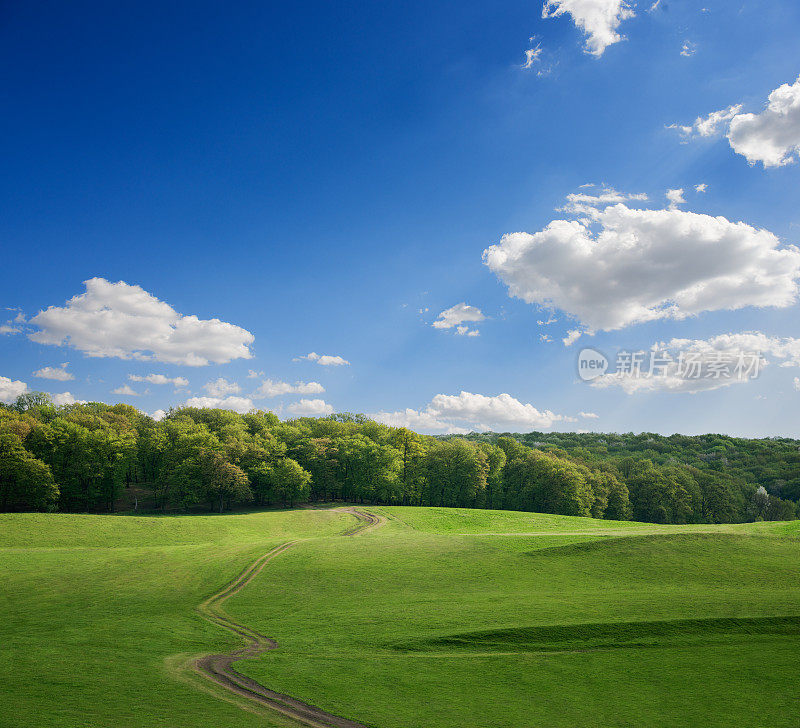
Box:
728;75;800;167
579;411;600;418
252;378;325;398
680;40;696;57
151;409;167;421
52;392;84;406
247;369;264;379
0;325;20;335
432;303;486;331
540;333;553;343
183;395;254;414
203;377;240;398
112;384;140;397
542;0;636;57
28;278;254;366
672;75;800;168
371;408;471;435
559;187;647;217
129;373;189;387
455;325;480;337
669;104;742;139
286;398;334;416
522;43;543;69
591;331;800;394
484;195;800;335
0;376;28;404
293;352;350;366
794;377;800;392
695;183;708;193
666;188;686;209
374;391;574;434
33;363;74;381
563;329;583;346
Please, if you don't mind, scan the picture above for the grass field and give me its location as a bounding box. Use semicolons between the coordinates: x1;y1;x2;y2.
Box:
2;507;799;727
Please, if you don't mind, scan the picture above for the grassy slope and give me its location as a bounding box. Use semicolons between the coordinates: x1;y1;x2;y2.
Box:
0;509;352;728
2;507;799;728
230;508;800;728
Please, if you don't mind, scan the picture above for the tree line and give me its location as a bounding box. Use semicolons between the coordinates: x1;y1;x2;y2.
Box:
1;392;798;524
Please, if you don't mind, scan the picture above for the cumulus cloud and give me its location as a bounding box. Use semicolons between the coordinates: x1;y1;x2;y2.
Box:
579;411;600;418
203;378;240;398
286;398;334;416
252;379;325;398
112;384;140;396
669;104;742;139
591;331;800;394
542;0;635;57
373;391;575;434
672;75;800;167
0;325;20;335
129;373;189;387
666;188;686;209
33;364;74;381
728;75;800;167
371;408;472;435
151;409;167;421
293;352;350;366
28;278;254;366
432;303;486;335
52;392;84;406
0;376;28;404
484;194;800;336
183;395;254;414
695;183;708;193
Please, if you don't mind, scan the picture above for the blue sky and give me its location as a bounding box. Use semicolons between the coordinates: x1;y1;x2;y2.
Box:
2;0;800;436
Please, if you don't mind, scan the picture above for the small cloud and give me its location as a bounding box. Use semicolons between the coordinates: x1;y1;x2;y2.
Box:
695;183;708;193
579;411;600;419
540;334;553;343
563;329;583;346
432;303;486;331
129;373;189;386
666;188;686;209
680;40;697;57
286;398;334;416
247;369;264;379
252;379;325;398
0;325;20;335
151;409;167;421
293;352;350;366
521;42;543;70
112;384;140;396
184;396;254;414
52;392;84;406
33;363;74;381
203;377;240;397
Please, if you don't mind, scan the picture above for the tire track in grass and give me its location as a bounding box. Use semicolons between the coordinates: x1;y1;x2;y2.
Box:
193;508;382;727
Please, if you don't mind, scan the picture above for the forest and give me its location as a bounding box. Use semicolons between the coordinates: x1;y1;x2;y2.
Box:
1;392;798;524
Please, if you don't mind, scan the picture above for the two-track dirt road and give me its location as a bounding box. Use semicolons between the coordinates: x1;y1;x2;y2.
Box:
193;507;384;728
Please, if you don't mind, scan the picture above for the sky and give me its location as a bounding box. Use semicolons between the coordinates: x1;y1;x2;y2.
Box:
2;0;800;437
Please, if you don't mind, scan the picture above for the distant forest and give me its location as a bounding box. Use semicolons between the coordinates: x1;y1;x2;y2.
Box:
1;393;798;524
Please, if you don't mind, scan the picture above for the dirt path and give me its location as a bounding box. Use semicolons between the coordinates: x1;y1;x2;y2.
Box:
193;508;381;728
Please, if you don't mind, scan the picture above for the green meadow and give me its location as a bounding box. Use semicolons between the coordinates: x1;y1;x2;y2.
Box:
2;507;799;727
